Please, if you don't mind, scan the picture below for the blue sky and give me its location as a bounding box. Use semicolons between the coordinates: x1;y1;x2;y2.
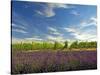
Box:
12;1;97;42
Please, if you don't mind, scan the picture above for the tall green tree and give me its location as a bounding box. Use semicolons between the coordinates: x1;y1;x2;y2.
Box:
62;41;68;50
69;41;78;49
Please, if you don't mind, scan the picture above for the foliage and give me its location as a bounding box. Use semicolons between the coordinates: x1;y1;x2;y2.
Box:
12;41;97;51
69;41;78;49
62;41;68;49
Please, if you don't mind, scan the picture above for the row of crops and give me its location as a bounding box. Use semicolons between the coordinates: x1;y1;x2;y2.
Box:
12;51;97;74
12;41;97;51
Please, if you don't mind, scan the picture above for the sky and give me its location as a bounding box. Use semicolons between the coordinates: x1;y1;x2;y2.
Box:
11;1;97;43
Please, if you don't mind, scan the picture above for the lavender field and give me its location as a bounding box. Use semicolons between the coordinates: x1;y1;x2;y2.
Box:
12;50;97;74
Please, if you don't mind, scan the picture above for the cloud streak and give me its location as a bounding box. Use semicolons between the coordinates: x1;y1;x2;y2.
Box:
48;27;62;36
25;37;43;41
12;23;26;30
36;3;74;17
64;27;96;41
64;17;97;41
12;29;28;34
46;35;65;42
80;17;97;27
70;10;80;16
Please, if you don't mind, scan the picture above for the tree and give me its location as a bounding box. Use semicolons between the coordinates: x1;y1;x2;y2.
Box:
62;41;68;50
53;41;63;50
69;41;78;50
54;41;58;50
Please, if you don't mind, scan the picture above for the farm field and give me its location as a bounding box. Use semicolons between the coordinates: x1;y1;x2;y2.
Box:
11;41;97;74
12;50;97;74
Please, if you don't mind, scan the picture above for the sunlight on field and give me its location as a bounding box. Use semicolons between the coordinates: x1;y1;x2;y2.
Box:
12;41;97;51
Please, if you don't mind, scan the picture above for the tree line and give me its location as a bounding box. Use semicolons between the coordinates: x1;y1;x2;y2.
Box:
12;41;97;51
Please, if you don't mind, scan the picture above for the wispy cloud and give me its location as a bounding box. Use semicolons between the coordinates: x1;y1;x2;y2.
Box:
25;37;43;41
48;27;57;32
64;27;96;41
36;3;74;17
12;29;28;34
48;27;62;36
64;27;78;33
46;35;65;42
12;12;29;34
90;17;97;23
12;12;28;27
70;10;80;16
12;23;26;30
80;17;97;27
64;17;97;41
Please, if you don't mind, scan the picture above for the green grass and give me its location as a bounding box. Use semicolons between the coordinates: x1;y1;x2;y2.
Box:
12;41;97;51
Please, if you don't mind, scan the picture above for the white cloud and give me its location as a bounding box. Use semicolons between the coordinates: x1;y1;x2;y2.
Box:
90;17;97;26
36;3;73;17
80;17;97;27
47;3;72;9
48;27;62;36
12;23;28;34
64;27;77;33
64;17;97;41
12;23;26;30
25;37;43;41
71;32;97;41
48;27;57;32
90;17;97;23
70;10;80;16
65;27;97;41
12;12;29;27
12;29;28;34
36;8;55;17
52;31;61;35
46;35;65;42
35;10;44;16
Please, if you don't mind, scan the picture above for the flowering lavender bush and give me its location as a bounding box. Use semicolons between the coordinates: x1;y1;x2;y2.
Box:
11;51;97;74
